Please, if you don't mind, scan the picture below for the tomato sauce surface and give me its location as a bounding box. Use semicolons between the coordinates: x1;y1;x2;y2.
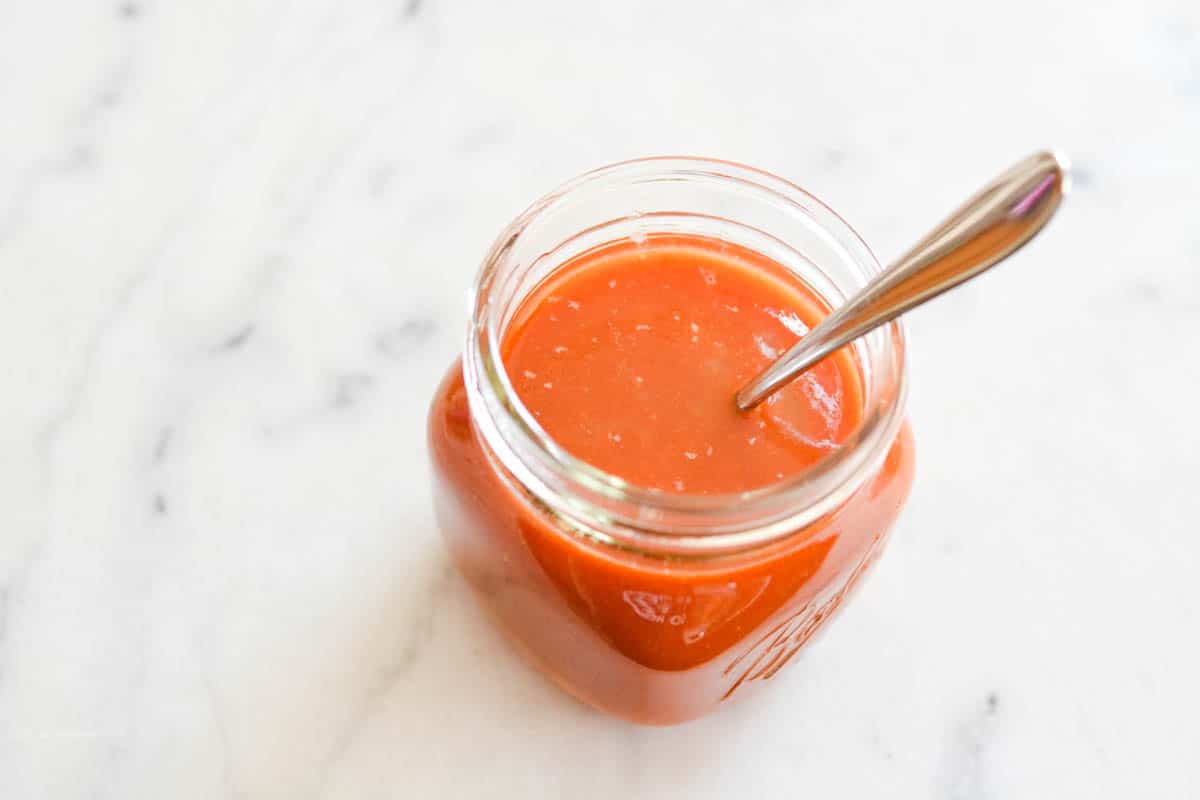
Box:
503;235;863;493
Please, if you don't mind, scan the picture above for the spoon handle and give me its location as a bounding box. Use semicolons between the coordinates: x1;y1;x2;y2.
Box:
735;150;1069;411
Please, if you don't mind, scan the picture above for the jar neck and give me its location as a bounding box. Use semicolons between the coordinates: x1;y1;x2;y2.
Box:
464;157;907;556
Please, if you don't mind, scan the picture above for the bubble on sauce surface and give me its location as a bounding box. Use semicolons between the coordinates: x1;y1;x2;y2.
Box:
764;307;810;337
754;334;779;359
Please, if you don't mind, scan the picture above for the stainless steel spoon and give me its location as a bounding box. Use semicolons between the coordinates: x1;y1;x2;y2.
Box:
735;150;1069;411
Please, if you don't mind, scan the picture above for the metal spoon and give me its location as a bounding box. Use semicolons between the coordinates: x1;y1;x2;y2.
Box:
735;150;1069;411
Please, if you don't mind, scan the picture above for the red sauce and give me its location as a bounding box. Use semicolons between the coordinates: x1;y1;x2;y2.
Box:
503;235;863;493
429;234;914;724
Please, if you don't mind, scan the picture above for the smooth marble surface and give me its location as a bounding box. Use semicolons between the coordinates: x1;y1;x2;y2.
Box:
2;1;1199;797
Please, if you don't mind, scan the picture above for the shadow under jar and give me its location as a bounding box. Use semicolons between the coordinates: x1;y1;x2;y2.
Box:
428;158;914;725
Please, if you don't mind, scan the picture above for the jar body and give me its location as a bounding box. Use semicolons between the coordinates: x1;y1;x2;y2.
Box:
429;360;914;725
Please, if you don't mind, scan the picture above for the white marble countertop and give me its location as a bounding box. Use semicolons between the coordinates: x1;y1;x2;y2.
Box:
2;1;1199;797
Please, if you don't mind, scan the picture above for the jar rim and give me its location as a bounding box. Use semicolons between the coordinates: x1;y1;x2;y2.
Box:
464;156;907;554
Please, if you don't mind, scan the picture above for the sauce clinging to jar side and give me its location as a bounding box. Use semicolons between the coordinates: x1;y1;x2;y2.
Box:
428;233;914;724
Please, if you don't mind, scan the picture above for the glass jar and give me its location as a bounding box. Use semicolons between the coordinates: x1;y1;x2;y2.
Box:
428;157;914;725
